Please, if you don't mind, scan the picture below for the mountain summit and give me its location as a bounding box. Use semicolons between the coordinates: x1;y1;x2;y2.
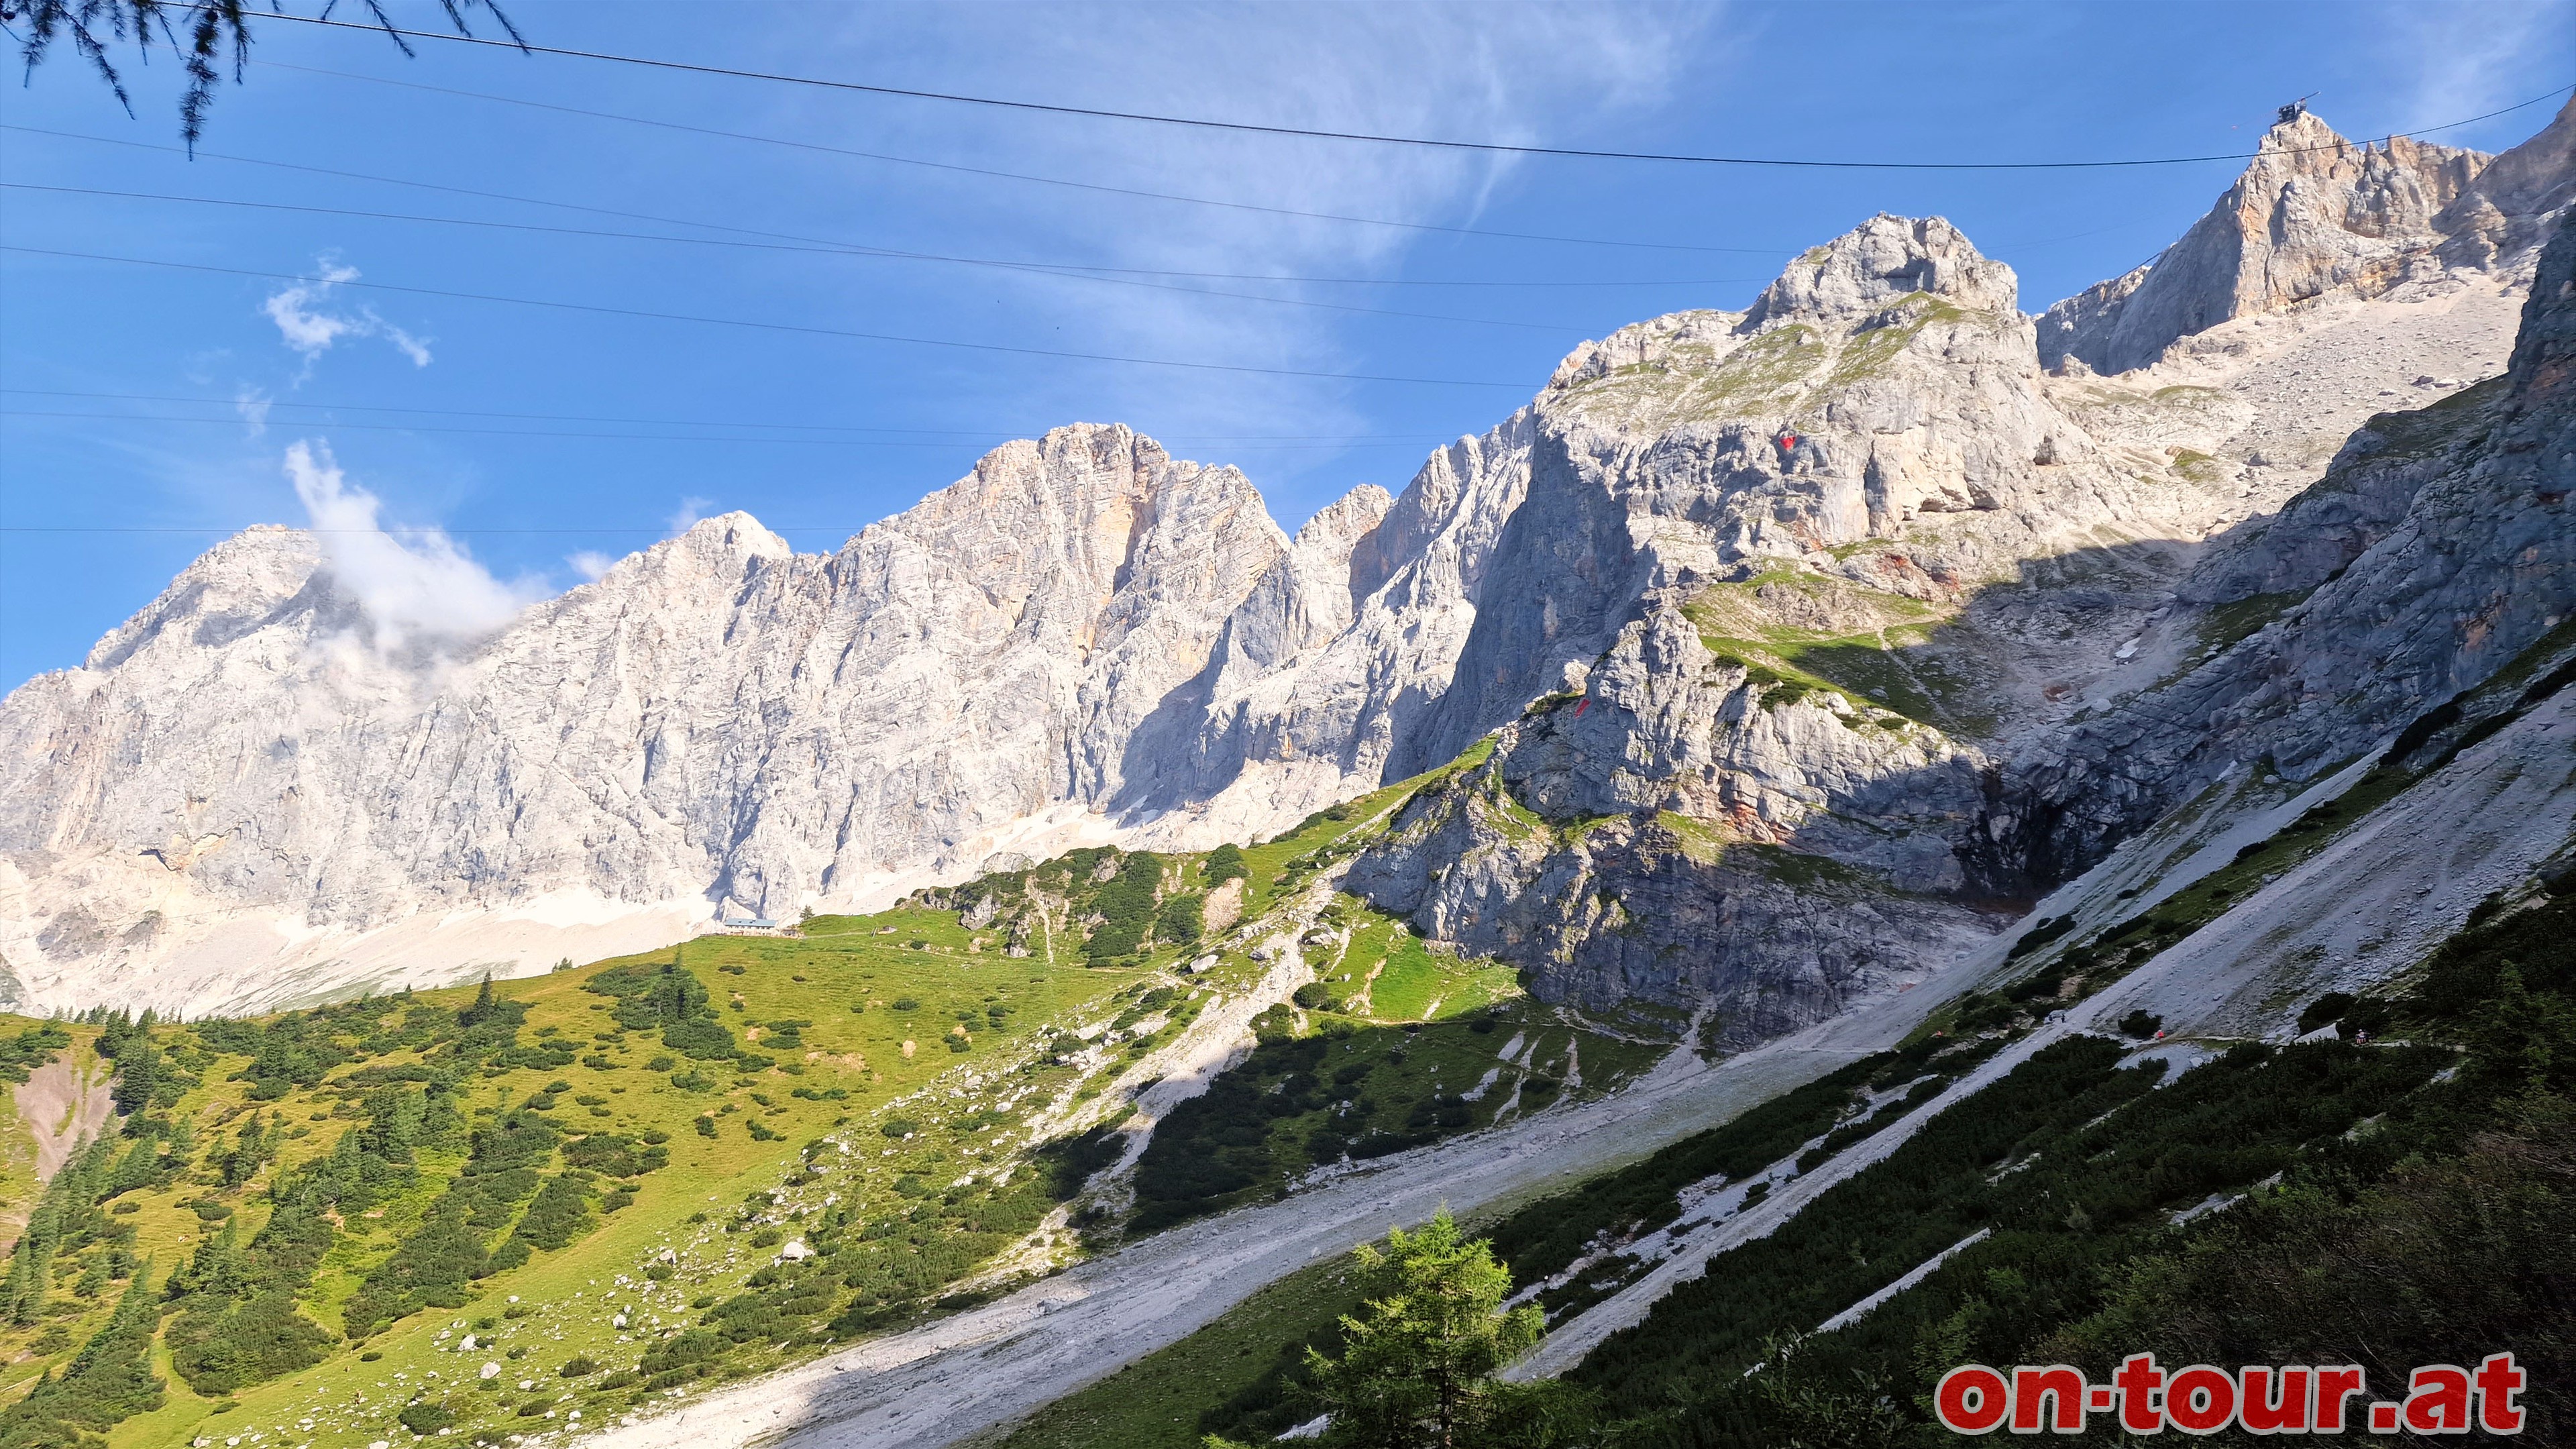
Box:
3;105;2573;1028
2041;97;2575;375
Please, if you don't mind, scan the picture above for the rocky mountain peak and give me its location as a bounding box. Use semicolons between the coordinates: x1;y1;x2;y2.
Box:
79;524;323;674
1743;214;2020;327
2438;93;2576;270
678;510;792;557
2037;107;2535;375
1293;483;1394;556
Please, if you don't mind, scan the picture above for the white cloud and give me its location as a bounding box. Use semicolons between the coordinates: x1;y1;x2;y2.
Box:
284;441;542;650
666;495;713;537
263;259;434;376
233;386;272;435
566;549;619;582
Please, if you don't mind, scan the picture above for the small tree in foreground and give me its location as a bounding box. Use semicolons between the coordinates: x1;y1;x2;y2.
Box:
1213;1210;1553;1449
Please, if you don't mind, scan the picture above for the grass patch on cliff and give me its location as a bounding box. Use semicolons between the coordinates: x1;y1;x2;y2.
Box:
2167;447;2224;484
1126;992;1640;1233
1822;292;1970;388
2351;372;2507;461
1559;324;1825;427
1326;920;1519;1024
1678;574;1989;731
2188;588;2309;659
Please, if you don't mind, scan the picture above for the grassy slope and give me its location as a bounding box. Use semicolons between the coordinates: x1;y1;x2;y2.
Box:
52;925;1144;1449
0;738;1585;1449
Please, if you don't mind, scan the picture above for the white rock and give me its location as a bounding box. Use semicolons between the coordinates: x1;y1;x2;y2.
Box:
3;99;2568;1047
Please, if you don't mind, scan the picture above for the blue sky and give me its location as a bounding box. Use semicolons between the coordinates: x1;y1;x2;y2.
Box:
4;0;2571;691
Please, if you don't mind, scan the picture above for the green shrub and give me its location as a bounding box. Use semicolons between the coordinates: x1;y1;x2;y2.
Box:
2297;991;2355;1034
397;1399;455;1434
1083;852;1164;961
164;1289;334;1395
1204;843;1248;887
561;1132;669;1178
1157;893;1206;947
506;1176;594;1253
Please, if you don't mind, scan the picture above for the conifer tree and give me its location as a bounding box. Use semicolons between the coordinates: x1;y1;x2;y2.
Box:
0;1267;164;1448
1290;1210;1547;1449
0;1;522;145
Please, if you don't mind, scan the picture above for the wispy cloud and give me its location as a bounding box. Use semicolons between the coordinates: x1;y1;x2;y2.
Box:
2379;0;2562;138
285;441;541;650
666;495;713;536
263;259;434;378
233;385;272;435
566;549;619;582
783;4;1707;511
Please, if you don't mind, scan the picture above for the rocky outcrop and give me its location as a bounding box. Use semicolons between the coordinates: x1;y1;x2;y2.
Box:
5;101;2569;1029
1344;596;2003;1042
2036;104;2574;375
1328;215;2198;1014
2022;212;2576;864
0;427;1351;1008
2438;95;2576;270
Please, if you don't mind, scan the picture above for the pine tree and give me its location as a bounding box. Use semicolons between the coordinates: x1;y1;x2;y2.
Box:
0;1;525;146
1300;1210;1545;1449
458;973;499;1028
0;1267;165;1448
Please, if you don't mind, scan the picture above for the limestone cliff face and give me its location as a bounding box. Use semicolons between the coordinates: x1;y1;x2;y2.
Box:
2036;103;2576;375
1119;411;1539;838
2438;95;2576;271
0;427;1346;1008
4;105;2569;1028
1330;216;2151;1024
2020;213;2576;865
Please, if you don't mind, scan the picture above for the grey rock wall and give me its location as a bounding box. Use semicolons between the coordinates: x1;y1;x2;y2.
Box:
5;104;2570;1028
2035;103;2573;375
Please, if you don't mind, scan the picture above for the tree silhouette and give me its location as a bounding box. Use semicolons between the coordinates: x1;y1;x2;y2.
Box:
2;1;522;145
